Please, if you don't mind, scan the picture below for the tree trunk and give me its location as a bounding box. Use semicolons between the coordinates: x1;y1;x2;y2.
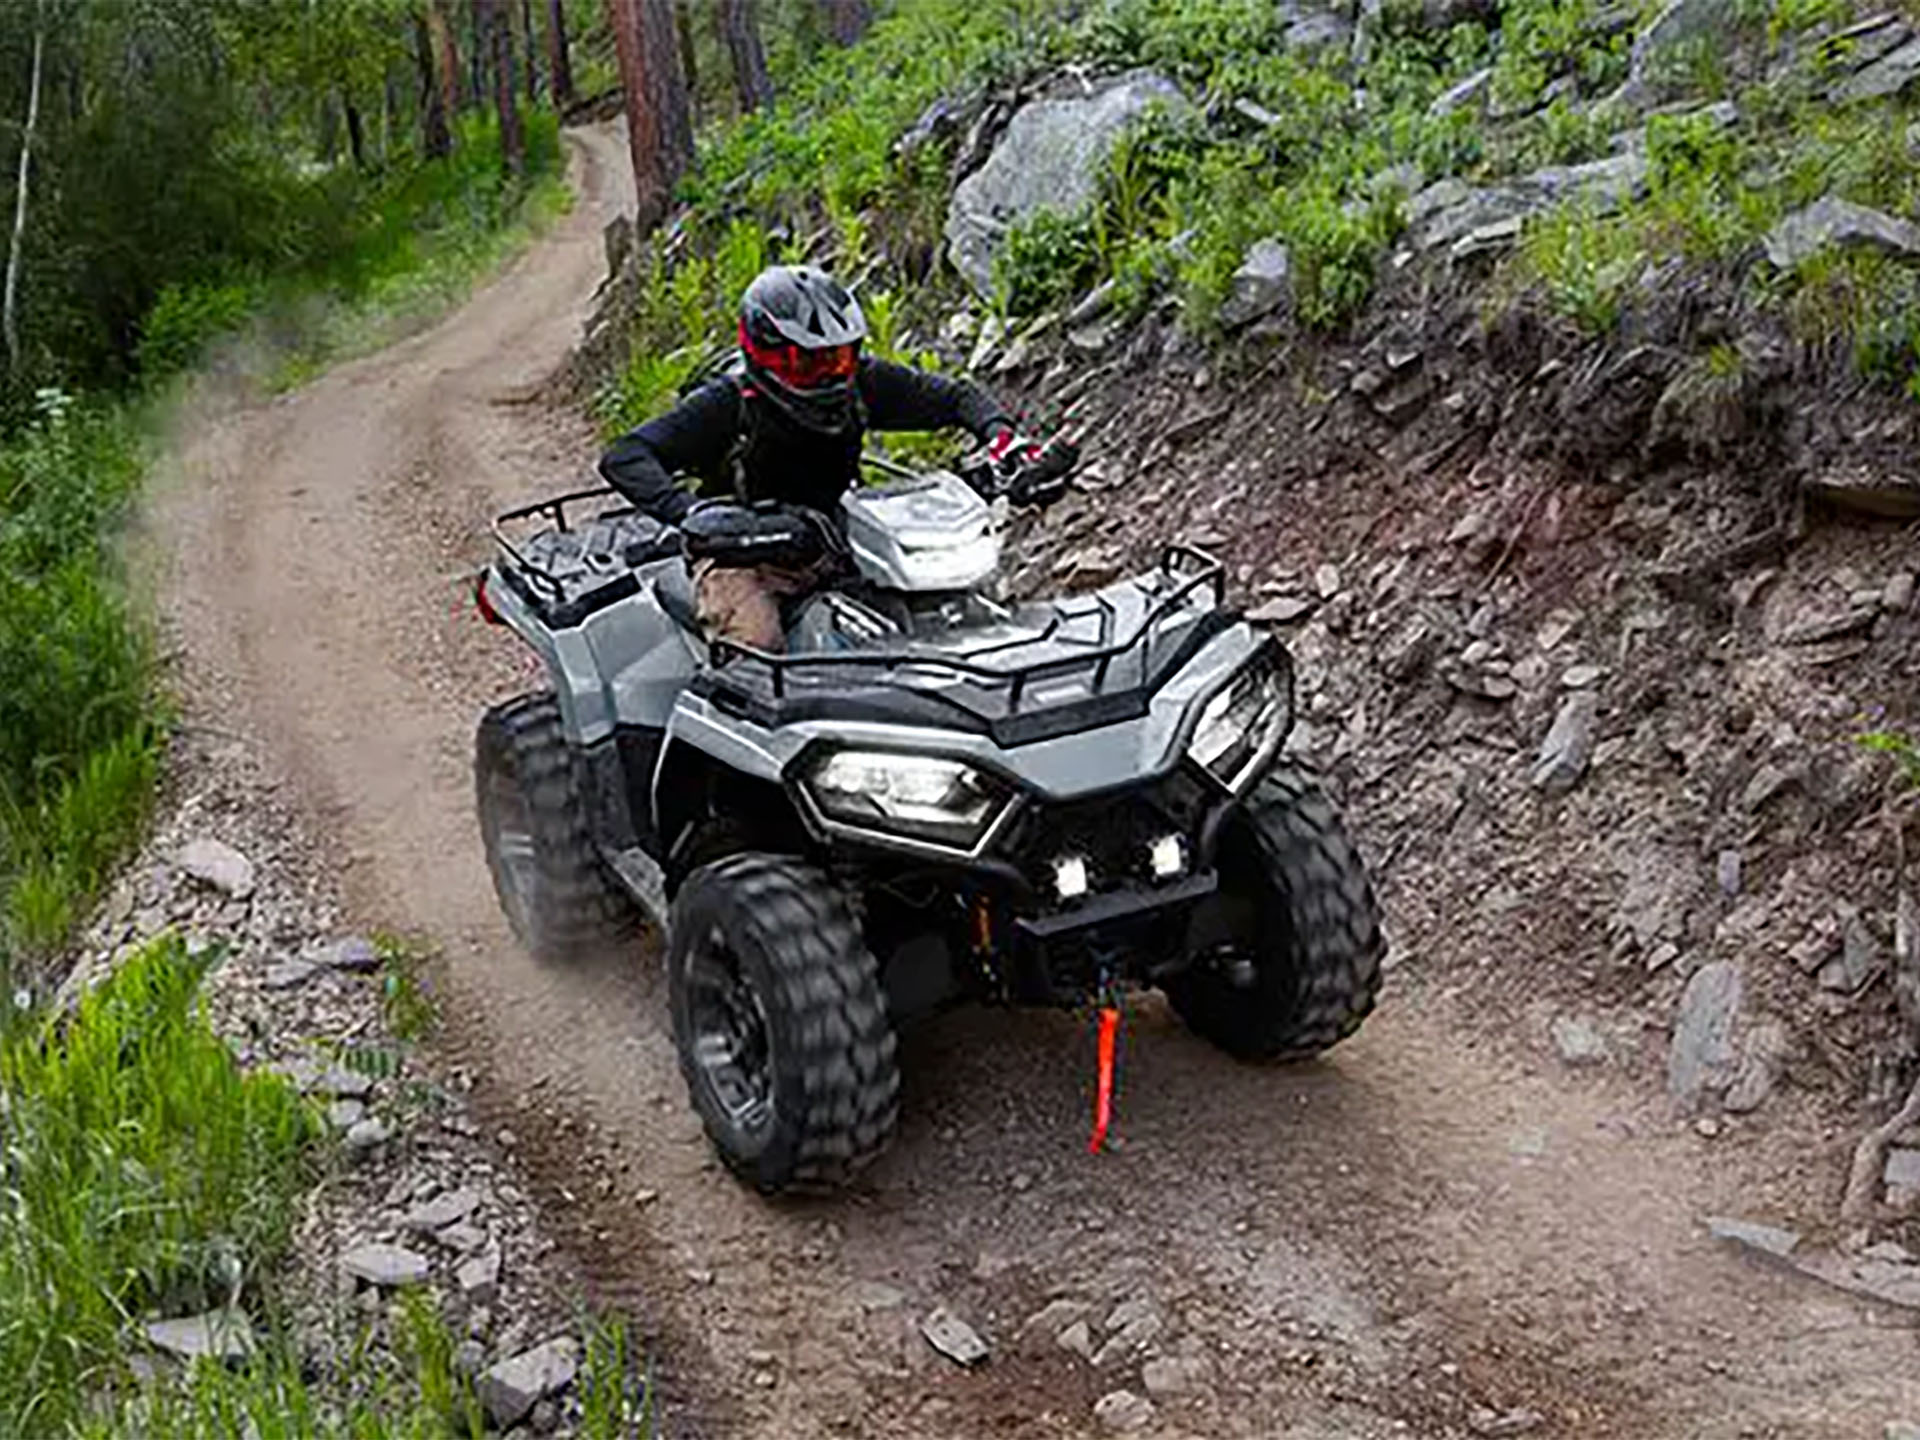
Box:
481;0;525;175
605;0;693;230
429;0;465;113
469;0;487;105
817;0;872;45
675;0;699;126
521;0;540;101
4;21;44;377
545;0;575;107
415;9;454;158
718;0;772;113
344;93;368;170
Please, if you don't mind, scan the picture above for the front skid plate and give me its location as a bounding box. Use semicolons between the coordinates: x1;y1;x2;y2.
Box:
599;844;671;935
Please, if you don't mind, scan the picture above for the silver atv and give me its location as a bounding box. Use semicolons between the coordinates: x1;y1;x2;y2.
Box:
473;442;1385;1193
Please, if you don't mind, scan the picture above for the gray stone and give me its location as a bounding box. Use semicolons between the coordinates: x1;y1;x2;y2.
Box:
1248;594;1318;625
1093;1390;1156;1433
1140;1354;1204;1397
1531;691;1600;794
1056;1319;1096;1360
945;72;1190;294
177;839;255;900
1833;34;1920;102
1667;961;1743;1106
459;1246;503;1305
1218;238;1293;329
1313;563;1342;599
1885;1148;1920;1190
921;1306;989;1367
1627;0;1738;93
531;1398;561;1433
1716;849;1742;897
343;1118;391;1154
145;1307;256;1362
1550;1015;1608;1066
1886;1422;1920;1440
1561;663;1604;688
318;935;382;973
1429;67;1491;117
454;1339;486;1379
312;1066;375;1099
403;1186;483;1233
1707;1215;1801;1257
1819;910;1882;993
436;1222;490;1254
262;959;320;990
1284;11;1353;51
1886;571;1916;613
1016;1299;1090;1353
326;1099;366;1130
478;1338;579;1429
1765;197;1920;270
341;1243;430;1288
1724;1019;1789;1113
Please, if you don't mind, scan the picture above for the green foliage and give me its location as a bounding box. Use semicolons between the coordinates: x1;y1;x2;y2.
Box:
1490;0;1634;111
996;211;1102;317
0;937;319;1437
1857;727;1920;793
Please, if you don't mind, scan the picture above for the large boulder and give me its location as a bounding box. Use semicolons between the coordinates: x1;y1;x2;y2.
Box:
1764;196;1920;270
944;71;1189;295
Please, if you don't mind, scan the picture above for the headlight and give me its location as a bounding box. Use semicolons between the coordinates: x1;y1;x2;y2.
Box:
803;750;1013;849
1187;660;1290;789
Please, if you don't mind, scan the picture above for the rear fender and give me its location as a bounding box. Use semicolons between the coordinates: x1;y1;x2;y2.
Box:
479;566;609;743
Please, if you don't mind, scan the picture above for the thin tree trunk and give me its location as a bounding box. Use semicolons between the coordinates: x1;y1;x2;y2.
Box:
674;0;699;126
718;0;772;113
545;0;575;107
344;94;368;170
606;0;692;229
4;21;44;377
415;8;454;158
481;0;525;175
429;0;465;113
383;68;401;163
469;0;487;106
521;0;540;101
817;0;871;45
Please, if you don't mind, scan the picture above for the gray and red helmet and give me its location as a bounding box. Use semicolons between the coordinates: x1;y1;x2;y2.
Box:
738;265;868;435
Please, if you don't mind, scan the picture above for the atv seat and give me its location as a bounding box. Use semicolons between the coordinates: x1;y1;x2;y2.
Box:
654;557;701;633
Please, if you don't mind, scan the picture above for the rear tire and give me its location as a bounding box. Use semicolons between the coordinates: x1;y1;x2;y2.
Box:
667;853;899;1193
475;693;638;962
1165;762;1385;1060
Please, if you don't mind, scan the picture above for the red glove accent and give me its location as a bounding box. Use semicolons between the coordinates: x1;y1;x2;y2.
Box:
987;426;1041;467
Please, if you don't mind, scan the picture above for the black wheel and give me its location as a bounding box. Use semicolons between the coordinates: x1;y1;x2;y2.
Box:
474;693;638;962
1166;762;1385;1060
667;853;899;1193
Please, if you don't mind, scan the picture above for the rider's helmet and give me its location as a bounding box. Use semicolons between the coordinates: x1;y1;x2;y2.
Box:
738;265;868;436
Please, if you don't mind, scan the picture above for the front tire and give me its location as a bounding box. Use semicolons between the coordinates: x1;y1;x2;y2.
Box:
667;853;899;1193
1165;763;1385;1060
475;693;638;963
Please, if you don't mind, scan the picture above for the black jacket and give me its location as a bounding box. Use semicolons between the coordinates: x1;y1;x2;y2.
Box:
598;357;1010;524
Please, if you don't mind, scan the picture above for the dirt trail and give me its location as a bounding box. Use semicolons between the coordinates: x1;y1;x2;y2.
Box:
151;125;1919;1439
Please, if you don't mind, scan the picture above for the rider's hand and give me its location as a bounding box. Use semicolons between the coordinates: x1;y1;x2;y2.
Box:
986;425;1043;479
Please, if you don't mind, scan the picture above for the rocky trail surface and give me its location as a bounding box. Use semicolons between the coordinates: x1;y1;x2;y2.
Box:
141;122;1920;1439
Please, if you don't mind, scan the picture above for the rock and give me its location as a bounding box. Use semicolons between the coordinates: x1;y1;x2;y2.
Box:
1741;762;1794;811
145;1307;256;1362
920;1306;989;1367
1819;910;1882;993
1218;238;1293;329
478;1338;579;1429
436;1222;489;1254
1625;0;1738;95
403;1186;483;1233
1067;279;1117;325
1247;594;1318;625
1766;197;1920;270
848;1279;905;1310
1550;1015;1608;1066
344;1118;391;1154
1092;1300;1163;1368
313;1066;375;1099
1724;1020;1789;1113
1708;1215;1801;1258
1284;10;1353;51
1716;849;1742;897
1429;66;1491;116
531;1398;561;1433
1886;572;1916;612
1472;1408;1546;1436
459;1247;503;1305
1560;663;1604;688
177;839;255;900
263;959;320;990
1897;889;1920;1037
1312;563;1342;599
326;1099;365;1130
1887;1423;1920;1440
1531;691;1600;794
1057;1319;1096;1360
945;71;1190;294
341;1243;430;1288
1017;1299;1090;1353
1140;1354;1205;1398
1887;1148;1920;1190
318;935;382;973
1667;961;1742;1107
1093;1390;1156;1433
1832;34;1920;102
454;1339;486;1379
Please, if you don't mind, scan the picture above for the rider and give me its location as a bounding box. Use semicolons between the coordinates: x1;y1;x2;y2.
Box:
599;264;1040;651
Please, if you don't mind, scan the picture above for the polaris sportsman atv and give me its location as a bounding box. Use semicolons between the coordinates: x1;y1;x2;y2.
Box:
473;440;1385;1193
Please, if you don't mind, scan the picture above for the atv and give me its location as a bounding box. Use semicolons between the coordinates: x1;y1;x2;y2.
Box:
472;439;1386;1193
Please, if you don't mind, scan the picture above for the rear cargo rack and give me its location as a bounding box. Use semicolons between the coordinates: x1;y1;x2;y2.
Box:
490;484;651;603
